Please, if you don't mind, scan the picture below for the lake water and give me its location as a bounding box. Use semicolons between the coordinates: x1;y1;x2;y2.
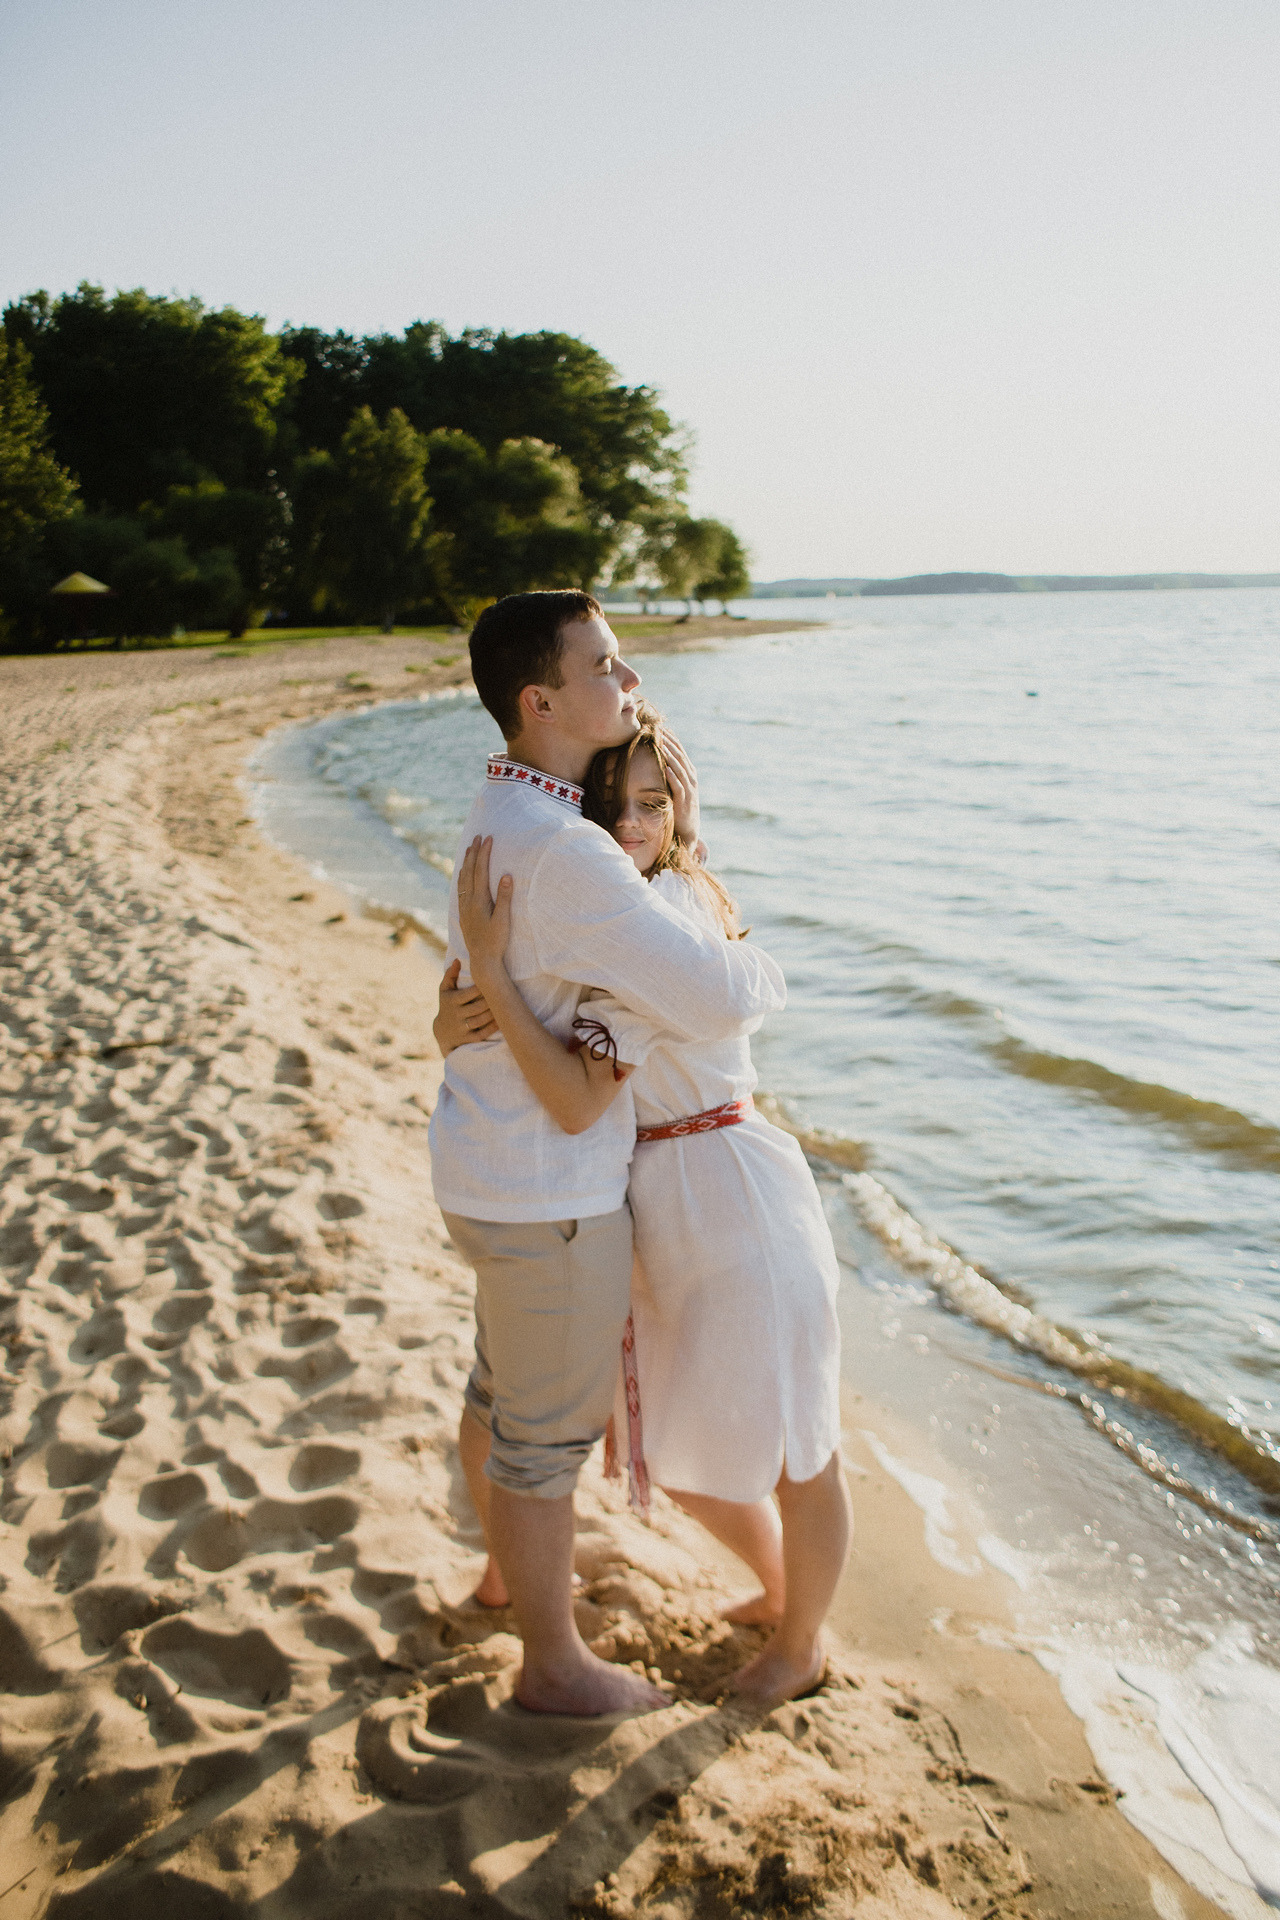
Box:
250;589;1280;1911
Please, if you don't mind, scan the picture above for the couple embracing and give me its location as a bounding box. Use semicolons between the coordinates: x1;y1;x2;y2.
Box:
429;590;851;1718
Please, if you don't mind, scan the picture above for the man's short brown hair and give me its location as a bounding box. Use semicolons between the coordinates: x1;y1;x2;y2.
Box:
469;591;603;740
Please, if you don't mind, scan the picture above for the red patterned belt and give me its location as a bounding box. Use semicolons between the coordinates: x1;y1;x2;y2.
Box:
635;1097;754;1144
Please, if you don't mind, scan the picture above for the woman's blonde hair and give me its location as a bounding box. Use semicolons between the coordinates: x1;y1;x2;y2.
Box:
583;702;743;938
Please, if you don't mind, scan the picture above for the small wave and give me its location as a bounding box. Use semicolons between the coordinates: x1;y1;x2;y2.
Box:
773;911;845;936
988;1037;1280;1174
839;1168;1280;1518
862;973;1280;1174
754;1092;869;1173
703;803;779;824
875;978;989;1023
394;830;453;876
360;903;447;953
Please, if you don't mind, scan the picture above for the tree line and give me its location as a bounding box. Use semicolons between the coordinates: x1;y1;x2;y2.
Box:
0;284;750;646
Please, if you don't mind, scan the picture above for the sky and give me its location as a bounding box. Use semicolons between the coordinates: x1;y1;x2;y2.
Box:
3;0;1278;579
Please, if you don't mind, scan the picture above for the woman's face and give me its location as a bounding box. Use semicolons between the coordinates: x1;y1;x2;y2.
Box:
612;745;674;874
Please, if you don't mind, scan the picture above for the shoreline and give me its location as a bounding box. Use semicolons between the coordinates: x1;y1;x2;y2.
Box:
0;636;1237;1917
608;612;826;648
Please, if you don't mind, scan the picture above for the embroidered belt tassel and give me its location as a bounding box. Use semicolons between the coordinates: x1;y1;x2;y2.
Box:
603;1312;650;1516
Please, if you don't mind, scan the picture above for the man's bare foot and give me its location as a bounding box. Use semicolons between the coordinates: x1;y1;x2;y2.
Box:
721;1589;784;1628
729;1637;827;1707
516;1645;669;1717
470;1555;510;1609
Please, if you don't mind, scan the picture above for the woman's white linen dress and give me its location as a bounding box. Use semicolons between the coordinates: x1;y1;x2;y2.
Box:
589;870;842;1504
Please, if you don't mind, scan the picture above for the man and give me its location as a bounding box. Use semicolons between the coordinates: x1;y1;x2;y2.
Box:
429;590;783;1716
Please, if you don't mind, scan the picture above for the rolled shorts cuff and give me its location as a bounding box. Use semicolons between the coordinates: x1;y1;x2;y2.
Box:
463;1370;493;1431
483;1428;594;1501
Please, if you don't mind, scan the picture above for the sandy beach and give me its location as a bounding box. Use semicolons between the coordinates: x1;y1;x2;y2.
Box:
0;632;1228;1918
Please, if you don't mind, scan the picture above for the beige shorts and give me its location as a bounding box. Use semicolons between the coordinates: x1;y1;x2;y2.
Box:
443;1205;633;1500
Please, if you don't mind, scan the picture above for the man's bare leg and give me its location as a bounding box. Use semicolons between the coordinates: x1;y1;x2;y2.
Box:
663;1488;785;1626
458;1407;509;1607
487;1482;668;1715
731;1452;852;1706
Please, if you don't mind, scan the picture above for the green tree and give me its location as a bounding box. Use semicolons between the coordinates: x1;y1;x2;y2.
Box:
152;479;289;635
644;515;726;615
274;326;370;464
284;322;687;577
423;430;608;625
695;521;751;612
3;284;698;640
109;536;242;639
0;336;79;643
3;284;298;513
292;407;433;630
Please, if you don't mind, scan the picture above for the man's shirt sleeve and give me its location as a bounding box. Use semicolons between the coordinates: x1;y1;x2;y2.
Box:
527;828;786;1043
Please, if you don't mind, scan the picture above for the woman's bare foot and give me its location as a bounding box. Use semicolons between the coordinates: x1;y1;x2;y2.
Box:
721;1589;784;1627
470;1554;510;1608
516;1645;669;1716
729;1636;827;1708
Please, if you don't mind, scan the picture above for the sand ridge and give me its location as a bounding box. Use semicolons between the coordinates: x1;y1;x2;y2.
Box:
0;638;1225;1917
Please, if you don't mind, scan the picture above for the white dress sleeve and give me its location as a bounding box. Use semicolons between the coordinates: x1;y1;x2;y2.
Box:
575;868;737;1068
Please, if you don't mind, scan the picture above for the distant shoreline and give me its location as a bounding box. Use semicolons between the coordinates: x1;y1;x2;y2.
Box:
743;570;1280;599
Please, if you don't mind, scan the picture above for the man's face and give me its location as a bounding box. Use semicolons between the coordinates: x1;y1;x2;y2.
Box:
541;616;641;750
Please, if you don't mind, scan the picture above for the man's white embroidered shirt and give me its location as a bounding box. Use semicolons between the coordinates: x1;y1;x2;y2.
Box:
428;755;785;1223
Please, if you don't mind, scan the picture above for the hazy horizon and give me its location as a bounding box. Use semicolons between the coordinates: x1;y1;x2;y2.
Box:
4;0;1278;580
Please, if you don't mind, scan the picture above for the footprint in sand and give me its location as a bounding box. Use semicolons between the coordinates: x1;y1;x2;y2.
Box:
280;1313;341;1346
141;1616;293;1707
27;1512;109;1588
150;1289;212;1336
344;1295;385;1322
274;1046;314;1087
71;1582;188;1652
357;1642;637;1806
317;1190;364;1220
97;1407;144;1440
53;1179;116;1213
43;1440;122;1490
68;1305;127;1364
288;1441;360;1491
0;1601;59;1693
177;1491;360;1573
215;1458;258;1499
139;1469;208;1519
256;1340;354;1391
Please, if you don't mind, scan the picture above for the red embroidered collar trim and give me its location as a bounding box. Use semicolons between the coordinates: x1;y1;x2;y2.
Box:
486;754;584;811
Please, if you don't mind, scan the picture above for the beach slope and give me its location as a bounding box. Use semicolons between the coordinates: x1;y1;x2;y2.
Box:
0;636;1227;1917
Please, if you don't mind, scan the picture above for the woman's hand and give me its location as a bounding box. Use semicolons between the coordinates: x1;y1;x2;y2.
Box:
456;836;513;980
434;958;497;1054
661;729;701;849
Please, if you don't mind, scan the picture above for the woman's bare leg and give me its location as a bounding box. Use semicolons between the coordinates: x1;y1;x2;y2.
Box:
662;1487;786;1625
458;1406;510;1607
731;1451;852;1705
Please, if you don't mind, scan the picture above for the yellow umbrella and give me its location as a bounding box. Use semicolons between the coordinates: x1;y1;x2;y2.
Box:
50;572;111;595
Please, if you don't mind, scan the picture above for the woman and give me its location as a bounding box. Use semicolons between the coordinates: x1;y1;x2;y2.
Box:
437;707;850;1703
